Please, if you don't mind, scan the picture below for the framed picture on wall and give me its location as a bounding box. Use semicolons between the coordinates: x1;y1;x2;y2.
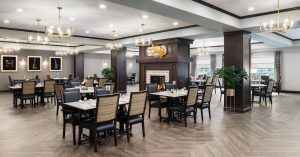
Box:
27;56;42;71
49;57;62;71
1;55;18;72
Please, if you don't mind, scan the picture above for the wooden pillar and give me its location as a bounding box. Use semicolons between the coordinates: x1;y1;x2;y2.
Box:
74;52;84;81
111;47;127;92
224;31;251;113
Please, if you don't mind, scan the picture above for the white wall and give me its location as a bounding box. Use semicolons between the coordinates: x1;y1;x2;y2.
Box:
281;47;300;91
84;53;111;78
126;56;139;82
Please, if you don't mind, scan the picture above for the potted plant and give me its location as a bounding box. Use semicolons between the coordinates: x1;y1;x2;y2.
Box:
216;66;248;96
101;68;117;82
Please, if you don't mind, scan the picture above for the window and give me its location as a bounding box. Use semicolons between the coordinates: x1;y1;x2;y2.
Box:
195;56;211;76
251;53;275;80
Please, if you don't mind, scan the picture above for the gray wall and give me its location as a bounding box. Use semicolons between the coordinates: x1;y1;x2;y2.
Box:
126;56;139;82
0;49;74;91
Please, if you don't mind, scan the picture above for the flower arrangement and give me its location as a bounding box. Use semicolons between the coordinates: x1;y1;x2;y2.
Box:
147;45;167;58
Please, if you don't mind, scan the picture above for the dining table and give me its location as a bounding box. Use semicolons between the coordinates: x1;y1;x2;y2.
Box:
51;77;70;83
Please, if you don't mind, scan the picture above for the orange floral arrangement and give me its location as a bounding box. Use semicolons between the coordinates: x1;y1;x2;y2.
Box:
148;45;167;58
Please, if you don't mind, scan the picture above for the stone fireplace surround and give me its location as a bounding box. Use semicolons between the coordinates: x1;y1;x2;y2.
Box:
146;70;169;84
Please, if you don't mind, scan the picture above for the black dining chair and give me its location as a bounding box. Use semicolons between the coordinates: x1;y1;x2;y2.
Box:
78;94;119;152
62;89;81;145
169;87;198;127
69;81;81;88
195;85;214;122
94;87;109;98
164;82;174;91
218;79;225;102
54;83;65;116
252;80;275;106
273;78;281;95
147;84;167;121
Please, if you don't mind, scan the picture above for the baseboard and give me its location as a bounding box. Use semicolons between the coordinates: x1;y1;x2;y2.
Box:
281;90;300;94
0;90;10;93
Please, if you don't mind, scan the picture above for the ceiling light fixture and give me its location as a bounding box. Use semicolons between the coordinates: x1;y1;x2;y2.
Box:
85;30;90;34
3;19;10;24
27;18;49;44
106;30;122;50
46;0;73;39
173;22;179;26
198;40;210;57
0;46;20;54
142;15;148;19
248;7;255;12
16;8;23;12
260;0;295;33
135;23;152;47
99;4;106;9
55;47;79;56
69;17;75;21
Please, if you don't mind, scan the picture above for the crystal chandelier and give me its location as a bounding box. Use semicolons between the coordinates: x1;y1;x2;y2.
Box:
0;46;20;54
27;19;49;44
46;1;72;39
260;0;295;33
198;40;210;56
135;24;152;47
106;30;122;50
55;47;78;56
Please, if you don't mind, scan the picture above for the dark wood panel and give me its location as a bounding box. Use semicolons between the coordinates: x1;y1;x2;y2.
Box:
74;53;84;81
111;47;127;92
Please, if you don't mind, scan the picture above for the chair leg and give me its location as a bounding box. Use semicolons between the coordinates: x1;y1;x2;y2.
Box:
219;94;222;102
114;127;117;146
259;96;261;103
184;113;187;127
94;130;97;152
78;126;82;145
269;96;272;104
208;107;211;119
193;111;197;124
142;121;145;138
265;96;267;106
72;124;76;145
126;123;130;142
148;105;151;119
62;122;66;139
200;109;204;122
56;104;59;116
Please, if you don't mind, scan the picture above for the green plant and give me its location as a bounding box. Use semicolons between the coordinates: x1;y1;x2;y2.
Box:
216;66;248;89
101;68;116;82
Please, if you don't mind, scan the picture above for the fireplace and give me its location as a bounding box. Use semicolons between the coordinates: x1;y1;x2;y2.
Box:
150;76;165;91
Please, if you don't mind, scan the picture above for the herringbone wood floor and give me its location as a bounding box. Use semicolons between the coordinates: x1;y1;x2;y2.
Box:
1;88;300;157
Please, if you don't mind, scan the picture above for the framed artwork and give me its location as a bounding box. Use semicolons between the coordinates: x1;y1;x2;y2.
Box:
49;57;62;71
27;56;42;71
1;55;18;72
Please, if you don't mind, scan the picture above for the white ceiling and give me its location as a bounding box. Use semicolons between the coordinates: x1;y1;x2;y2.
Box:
279;29;300;40
202;0;300;17
0;0;192;39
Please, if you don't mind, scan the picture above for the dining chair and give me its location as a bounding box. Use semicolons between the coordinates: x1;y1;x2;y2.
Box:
169;87;198;127
195;85;214;122
252;80;275;106
17;81;36;108
41;80;56;105
78;94;119;152
197;75;204;80
211;76;218;94
62;89;81;145
93;74;98;80
94;87;109;98
69;81;81;88
164;82;174;91
147;84;167;121
47;75;51;80
104;83;115;94
85;78;94;87
273;78;281;95
118;91;147;142
8;76;13;86
54;83;65;116
218;79;225;102
98;78;107;87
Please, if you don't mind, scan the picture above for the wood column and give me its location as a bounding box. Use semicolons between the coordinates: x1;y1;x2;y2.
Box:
74;52;84;81
224;31;251;113
111;47;127;92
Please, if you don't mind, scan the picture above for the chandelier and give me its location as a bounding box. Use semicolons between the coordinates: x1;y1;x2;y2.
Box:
260;0;295;33
46;1;72;39
55;47;78;56
0;46;20;54
27;19;49;44
198;40;210;56
135;24;152;47
106;30;122;50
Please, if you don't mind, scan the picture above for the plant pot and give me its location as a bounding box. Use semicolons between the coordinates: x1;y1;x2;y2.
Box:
226;89;235;96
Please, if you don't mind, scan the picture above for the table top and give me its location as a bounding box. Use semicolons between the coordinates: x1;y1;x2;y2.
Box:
251;84;267;87
8;83;44;89
150;90;188;98
64;97;130;111
251;80;265;82
66;87;95;94
51;77;69;80
191;79;206;83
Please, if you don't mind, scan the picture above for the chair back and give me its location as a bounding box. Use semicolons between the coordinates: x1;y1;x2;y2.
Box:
186;87;198;107
44;80;55;93
94;87;109;98
197;75;204;80
62;90;81;103
47;75;51;80
104;83;115;94
22;81;35;95
165;82;174;91
128;91;147;117
29;79;40;84
98;78;107;87
266;80;275;93
35;75;39;79
203;85;214;103
69;81;81;88
72;77;80;82
54;84;65;100
85;78;94;87
206;76;212;85
68;74;73;79
211;76;218;86
8;76;13;86
147;84;158;93
93;74;98;80
218;79;223;91
95;94;119;123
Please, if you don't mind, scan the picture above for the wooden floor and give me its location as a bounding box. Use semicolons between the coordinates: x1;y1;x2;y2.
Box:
1;86;300;157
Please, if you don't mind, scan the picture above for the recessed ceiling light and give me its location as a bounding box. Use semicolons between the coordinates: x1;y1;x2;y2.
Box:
99;4;106;9
109;24;114;27
85;30;90;34
69;17;75;21
142;15;148;19
173;22;179;26
248;7;255;12
114;34;118;37
50;25;54;29
16;8;23;12
3;19;10;24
